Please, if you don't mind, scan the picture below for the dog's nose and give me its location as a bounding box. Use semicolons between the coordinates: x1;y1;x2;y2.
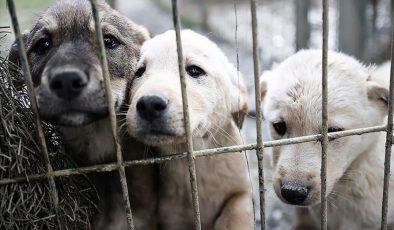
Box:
49;70;88;100
281;181;309;205
136;96;168;122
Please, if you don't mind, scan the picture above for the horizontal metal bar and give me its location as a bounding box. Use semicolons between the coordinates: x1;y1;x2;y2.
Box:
0;124;386;186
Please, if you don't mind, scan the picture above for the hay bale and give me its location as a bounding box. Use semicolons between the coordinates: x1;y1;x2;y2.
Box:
0;53;98;228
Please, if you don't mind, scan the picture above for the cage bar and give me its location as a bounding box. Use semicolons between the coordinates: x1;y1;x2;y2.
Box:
6;0;62;228
250;0;266;229
2;1;394;229
320;0;329;229
89;1;134;229
380;9;394;230
171;0;202;229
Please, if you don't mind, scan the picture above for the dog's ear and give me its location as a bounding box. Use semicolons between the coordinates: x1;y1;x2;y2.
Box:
260;70;273;102
8;31;29;68
134;25;151;45
367;81;389;112
8;31;29;91
228;66;248;129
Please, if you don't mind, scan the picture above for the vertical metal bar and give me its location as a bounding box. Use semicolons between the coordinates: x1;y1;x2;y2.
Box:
89;1;134;229
321;0;329;229
171;1;202;229
380;10;394;230
250;0;266;229
6;0;62;228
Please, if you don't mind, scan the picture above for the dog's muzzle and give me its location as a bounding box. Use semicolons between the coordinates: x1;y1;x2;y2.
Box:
136;95;168;123
280;180;309;205
49;68;88;101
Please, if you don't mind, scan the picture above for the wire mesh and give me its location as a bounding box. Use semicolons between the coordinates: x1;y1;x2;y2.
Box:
1;0;393;230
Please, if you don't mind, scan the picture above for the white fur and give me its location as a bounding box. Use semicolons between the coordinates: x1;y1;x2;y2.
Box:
126;30;253;230
260;50;394;229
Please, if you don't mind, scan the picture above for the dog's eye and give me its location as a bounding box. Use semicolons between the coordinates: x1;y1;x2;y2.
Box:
186;65;205;78
33;37;52;55
135;66;146;77
327;127;343;133
273;121;287;136
103;34;120;49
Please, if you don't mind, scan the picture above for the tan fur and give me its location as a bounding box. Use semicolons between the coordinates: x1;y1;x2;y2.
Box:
125;30;253;229
260;50;394;229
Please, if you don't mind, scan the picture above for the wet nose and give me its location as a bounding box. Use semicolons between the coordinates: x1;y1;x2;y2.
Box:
136;96;168;122
281;181;309;205
49;70;88;100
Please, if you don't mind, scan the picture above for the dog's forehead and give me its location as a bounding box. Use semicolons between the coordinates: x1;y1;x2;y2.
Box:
31;0;114;37
265;51;369;124
142;30;226;64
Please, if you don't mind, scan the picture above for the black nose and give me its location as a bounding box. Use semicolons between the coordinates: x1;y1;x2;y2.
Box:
49;70;88;100
136;96;168;122
281;181;309;205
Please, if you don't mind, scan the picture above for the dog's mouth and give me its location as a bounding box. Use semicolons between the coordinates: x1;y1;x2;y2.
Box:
133;126;185;146
41;110;108;127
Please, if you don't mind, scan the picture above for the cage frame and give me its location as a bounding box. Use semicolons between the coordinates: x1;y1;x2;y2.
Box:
2;0;393;229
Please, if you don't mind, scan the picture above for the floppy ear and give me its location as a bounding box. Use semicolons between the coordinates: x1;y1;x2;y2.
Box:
228;66;249;129
8;31;29;69
7;31;29;90
367;81;389;113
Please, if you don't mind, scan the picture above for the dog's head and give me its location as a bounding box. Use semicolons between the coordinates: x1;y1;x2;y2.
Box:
125;30;248;148
9;0;149;127
260;50;388;206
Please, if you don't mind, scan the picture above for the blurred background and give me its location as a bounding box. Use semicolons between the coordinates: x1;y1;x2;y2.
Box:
0;0;393;229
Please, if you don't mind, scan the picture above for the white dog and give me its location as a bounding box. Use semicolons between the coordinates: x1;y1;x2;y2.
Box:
260;50;394;229
124;30;254;230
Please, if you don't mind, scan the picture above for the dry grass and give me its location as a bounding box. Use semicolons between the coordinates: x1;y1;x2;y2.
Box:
0;47;98;229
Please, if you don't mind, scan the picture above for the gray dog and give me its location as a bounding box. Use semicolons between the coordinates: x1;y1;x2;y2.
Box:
9;0;151;229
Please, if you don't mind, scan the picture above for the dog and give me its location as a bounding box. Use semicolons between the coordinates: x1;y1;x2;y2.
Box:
373;60;391;88
260;50;394;229
124;29;254;230
8;0;150;229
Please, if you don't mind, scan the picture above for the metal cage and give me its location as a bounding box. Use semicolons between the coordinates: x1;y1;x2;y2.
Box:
2;0;393;229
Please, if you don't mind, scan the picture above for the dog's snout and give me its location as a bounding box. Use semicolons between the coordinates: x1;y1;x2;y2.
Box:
49;70;88;100
280;181;309;205
136;96;168;122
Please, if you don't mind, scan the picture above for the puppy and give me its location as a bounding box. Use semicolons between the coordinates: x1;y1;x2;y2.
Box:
9;0;149;229
260;50;394;229
125;30;253;230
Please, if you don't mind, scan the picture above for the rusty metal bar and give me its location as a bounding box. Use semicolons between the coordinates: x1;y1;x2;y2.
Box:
6;0;62;228
380;9;394;230
321;0;329;229
171;0;202;229
250;0;266;229
0;125;387;186
89;1;134;229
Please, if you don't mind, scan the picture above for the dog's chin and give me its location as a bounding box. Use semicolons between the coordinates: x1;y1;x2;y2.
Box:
130;128;185;147
42;111;108;127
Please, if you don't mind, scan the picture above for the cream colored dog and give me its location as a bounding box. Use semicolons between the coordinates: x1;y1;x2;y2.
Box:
260;50;394;229
125;30;253;230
